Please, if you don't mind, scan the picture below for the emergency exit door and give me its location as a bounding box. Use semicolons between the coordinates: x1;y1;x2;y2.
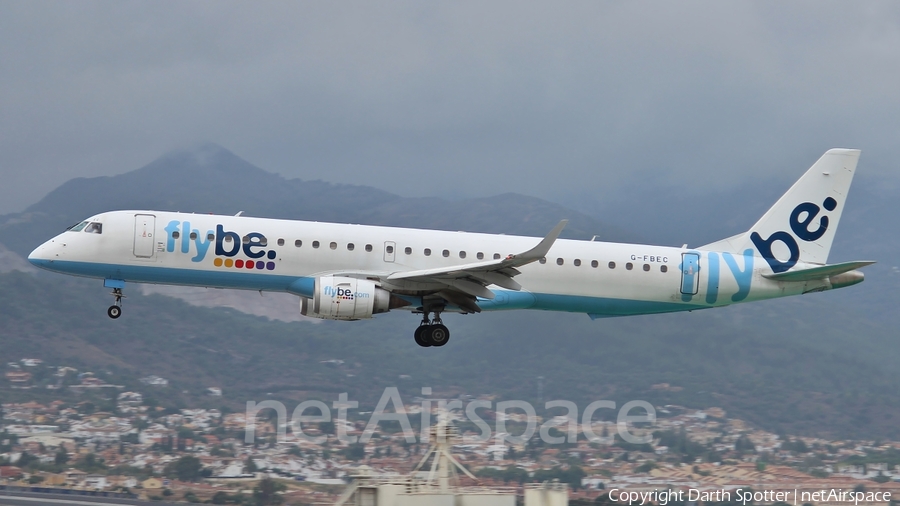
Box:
383;241;396;262
133;214;156;258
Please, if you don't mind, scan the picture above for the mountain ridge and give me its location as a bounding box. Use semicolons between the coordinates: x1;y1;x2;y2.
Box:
2;144;640;261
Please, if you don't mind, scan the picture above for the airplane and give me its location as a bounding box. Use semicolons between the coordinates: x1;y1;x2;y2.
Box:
28;148;873;348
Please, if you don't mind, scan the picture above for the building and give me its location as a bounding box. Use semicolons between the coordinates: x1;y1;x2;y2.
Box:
5;371;32;383
337;415;568;506
0;466;23;478
141;477;163;490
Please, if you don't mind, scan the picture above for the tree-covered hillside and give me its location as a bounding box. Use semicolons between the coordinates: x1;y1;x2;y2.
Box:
0;269;897;439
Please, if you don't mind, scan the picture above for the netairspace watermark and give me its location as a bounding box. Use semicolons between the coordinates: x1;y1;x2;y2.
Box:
609;488;892;506
243;387;656;446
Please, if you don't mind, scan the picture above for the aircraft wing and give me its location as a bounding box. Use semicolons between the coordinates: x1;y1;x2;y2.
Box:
385;220;568;307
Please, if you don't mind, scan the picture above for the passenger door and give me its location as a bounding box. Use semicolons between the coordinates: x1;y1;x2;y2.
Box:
133;214;156;258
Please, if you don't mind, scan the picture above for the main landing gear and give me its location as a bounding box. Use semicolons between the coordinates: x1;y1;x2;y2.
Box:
107;287;125;319
414;310;450;348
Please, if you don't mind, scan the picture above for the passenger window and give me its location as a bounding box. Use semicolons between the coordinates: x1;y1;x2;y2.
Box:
67;221;89;232
84;222;103;234
442;250;450;257
172;231;180;239
539;257;547;264
208;233;216;242
591;260;598;268
386;245;394;254
405;247;412;255
424;248;432;256
608;261;616;269
459;251;467;259
330;242;337;250
312;241;320;249
224;235;232;242
259;237;267;247
365;244;373;252
242;235;250;244
574;259;581;267
493;253;501;260
643;264;650;271
626;262;633;270
277;238;285;246
661;265;668;273
477;252;484;260
189;232;197;240
347;243;355;251
294;240;302;247
556;258;564;266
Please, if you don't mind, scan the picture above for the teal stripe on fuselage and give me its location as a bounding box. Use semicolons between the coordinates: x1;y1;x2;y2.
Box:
29;259;306;294
474;290;703;316
29;259;703;317
529;293;705;316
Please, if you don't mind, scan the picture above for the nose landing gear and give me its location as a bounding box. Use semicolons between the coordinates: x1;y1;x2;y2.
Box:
107;287;124;319
103;279;127;319
413;310;450;348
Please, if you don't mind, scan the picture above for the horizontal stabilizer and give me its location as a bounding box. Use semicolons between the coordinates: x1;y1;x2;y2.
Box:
762;260;875;282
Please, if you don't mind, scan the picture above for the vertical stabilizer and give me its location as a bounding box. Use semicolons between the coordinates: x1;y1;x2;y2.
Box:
702;149;860;272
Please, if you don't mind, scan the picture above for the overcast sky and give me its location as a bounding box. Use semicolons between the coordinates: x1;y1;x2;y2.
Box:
1;1;898;214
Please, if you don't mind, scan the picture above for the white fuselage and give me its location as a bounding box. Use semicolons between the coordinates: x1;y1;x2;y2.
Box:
27;210;833;318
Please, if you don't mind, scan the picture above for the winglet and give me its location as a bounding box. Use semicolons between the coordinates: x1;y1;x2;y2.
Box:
508;220;568;263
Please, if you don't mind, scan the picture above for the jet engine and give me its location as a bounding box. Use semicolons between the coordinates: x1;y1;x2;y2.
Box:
300;276;405;320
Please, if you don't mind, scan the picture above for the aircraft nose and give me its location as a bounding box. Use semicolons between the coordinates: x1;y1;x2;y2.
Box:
28;240;57;268
28;244;46;266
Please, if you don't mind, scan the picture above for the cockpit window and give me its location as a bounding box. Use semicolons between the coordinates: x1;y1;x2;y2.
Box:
84;222;103;234
67;221;89;232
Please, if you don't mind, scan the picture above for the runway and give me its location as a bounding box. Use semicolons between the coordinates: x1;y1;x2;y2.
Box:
0;490;174;506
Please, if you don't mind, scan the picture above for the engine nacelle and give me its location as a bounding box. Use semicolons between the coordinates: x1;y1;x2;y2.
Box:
300;276;394;320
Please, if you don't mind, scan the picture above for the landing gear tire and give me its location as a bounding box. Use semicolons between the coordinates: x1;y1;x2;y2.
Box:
107;306;122;319
429;324;450;347
414;325;432;347
414;305;449;348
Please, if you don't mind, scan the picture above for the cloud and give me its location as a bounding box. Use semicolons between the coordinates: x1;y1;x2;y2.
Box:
1;1;899;214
